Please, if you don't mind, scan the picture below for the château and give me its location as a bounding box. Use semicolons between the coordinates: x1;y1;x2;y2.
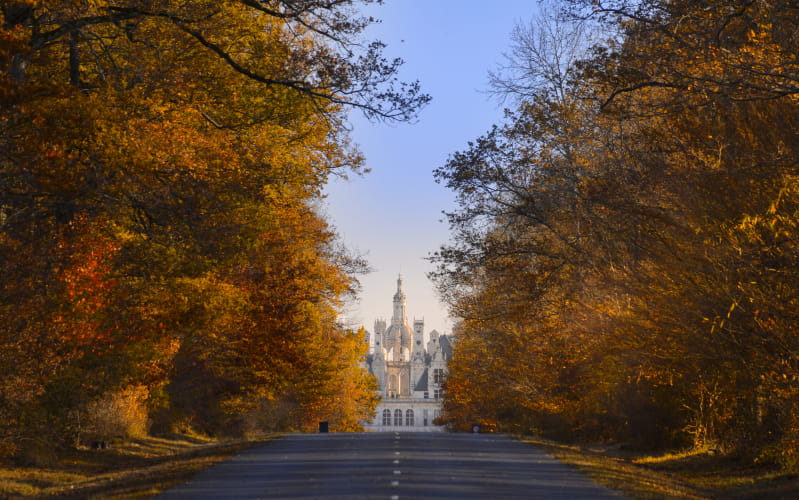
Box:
363;275;451;431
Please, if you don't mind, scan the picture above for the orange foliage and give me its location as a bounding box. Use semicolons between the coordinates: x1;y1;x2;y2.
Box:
435;0;799;461
0;0;415;453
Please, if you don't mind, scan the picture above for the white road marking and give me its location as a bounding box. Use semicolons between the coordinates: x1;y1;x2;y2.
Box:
391;435;401;499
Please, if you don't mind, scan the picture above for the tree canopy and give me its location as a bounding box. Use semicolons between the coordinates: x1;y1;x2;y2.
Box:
434;0;799;465
0;0;425;455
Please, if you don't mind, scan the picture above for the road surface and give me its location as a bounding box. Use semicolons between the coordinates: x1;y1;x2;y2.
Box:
156;432;625;499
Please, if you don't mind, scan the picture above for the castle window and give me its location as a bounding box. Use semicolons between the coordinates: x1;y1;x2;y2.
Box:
434;389;441;400
406;409;414;426
382;409;391;426
394;409;402;426
433;368;444;385
423;392;429;399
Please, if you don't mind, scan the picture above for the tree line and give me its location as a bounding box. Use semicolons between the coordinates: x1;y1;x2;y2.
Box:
0;0;427;459
434;0;799;467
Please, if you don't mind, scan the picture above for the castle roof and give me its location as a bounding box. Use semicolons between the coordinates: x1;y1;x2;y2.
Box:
385;322;413;340
414;368;429;392
439;335;453;359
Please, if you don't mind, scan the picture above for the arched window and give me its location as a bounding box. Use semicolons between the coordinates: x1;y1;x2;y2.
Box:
394;409;403;426
406;409;414;426
382;409;391;426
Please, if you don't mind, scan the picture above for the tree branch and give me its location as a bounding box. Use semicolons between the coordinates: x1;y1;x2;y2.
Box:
600;80;680;110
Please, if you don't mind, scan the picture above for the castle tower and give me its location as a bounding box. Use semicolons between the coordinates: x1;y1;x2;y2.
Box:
392;275;408;326
372;343;386;391
385;275;412;354
411;318;426;396
427;329;447;400
413;319;425;356
373;318;386;351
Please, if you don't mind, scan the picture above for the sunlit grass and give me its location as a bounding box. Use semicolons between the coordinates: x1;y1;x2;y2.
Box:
634;446;711;465
0;468;89;496
522;438;711;499
0;434;276;498
523;437;799;500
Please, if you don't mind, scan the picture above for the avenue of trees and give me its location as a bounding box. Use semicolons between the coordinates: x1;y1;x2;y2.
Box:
435;0;799;467
0;0;428;459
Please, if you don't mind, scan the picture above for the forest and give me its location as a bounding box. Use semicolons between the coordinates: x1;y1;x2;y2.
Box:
5;0;799;479
0;0;428;459
434;0;799;468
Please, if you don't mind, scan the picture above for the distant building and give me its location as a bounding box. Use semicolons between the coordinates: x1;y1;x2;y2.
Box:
363;275;451;431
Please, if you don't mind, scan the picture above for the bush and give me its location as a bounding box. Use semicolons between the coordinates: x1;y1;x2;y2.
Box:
83;385;150;443
770;412;799;472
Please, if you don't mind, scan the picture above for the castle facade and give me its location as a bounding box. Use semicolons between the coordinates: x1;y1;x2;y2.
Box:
363;275;451;431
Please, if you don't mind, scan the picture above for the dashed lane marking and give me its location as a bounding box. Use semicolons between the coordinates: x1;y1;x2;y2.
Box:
391;434;401;499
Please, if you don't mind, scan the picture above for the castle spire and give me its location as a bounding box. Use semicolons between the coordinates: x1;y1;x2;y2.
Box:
395;274;404;298
392;274;407;325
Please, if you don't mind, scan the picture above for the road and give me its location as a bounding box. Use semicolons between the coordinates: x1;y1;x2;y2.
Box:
156;432;625;499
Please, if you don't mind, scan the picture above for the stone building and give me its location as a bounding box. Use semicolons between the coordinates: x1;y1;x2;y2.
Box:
363;275;451;431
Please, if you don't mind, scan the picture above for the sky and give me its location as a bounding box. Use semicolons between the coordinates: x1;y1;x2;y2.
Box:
324;1;541;336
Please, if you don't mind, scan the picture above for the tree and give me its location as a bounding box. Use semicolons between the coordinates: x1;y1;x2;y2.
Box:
0;0;422;455
435;0;799;462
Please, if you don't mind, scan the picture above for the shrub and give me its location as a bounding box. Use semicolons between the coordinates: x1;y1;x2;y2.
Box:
83;385;150;442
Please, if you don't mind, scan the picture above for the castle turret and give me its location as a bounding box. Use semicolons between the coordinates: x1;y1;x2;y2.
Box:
372;346;386;392
427;329;447;400
413;319;425;357
374;318;386;351
411;318;426;397
385;275;413;353
392;275;407;326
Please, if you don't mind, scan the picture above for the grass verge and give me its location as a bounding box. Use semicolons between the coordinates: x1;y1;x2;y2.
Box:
524;438;799;499
0;434;277;499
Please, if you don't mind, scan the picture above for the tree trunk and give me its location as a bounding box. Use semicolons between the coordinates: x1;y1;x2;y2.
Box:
3;4;33;82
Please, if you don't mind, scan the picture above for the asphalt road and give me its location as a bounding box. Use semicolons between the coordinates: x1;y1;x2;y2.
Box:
156;432;626;499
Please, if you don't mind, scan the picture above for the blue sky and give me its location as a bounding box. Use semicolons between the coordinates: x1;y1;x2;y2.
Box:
324;1;540;336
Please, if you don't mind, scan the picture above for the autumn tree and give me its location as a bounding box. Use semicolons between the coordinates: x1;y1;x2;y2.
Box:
435;0;799;463
0;0;424;455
